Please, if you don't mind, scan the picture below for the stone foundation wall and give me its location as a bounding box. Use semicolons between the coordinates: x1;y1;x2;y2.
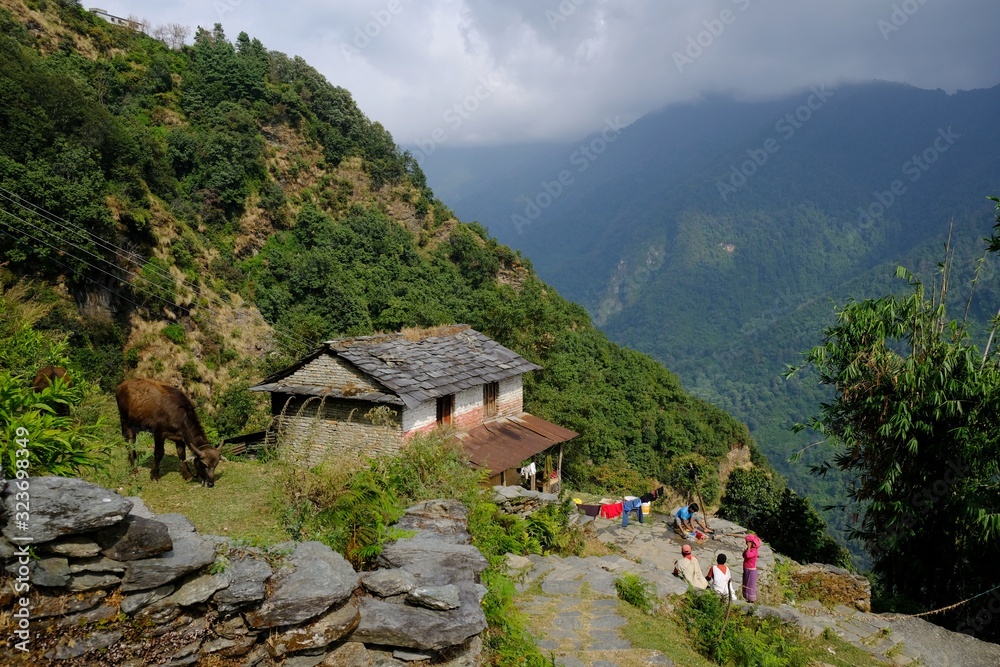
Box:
274;396;404;467
0;478;487;666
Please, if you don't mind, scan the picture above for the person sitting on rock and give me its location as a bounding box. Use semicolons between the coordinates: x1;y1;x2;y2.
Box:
672;544;708;589
706;553;735;600
673;503;713;535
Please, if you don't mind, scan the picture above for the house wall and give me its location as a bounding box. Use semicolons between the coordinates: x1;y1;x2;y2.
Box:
498;376;523;416
401;375;526;438
284;354;385;395
401;398;438;435
272;395;403;467
452;386;484;430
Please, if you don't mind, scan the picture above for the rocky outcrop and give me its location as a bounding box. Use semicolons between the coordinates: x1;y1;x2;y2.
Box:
0;477;489;666
790;562;872;612
493;485;560;517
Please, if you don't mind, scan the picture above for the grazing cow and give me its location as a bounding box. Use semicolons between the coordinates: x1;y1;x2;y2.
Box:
32;365;72;416
115;378;221;487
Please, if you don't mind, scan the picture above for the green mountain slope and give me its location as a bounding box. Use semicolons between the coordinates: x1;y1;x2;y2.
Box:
0;0;770;504
418;81;1000;554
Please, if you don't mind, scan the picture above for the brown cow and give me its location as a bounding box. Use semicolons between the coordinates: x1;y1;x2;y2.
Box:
32;366;72;416
115;378;221;487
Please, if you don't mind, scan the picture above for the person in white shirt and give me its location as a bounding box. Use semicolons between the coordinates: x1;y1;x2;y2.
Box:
705;553;735;600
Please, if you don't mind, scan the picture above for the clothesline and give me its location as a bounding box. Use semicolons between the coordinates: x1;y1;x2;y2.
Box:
590;486;665;519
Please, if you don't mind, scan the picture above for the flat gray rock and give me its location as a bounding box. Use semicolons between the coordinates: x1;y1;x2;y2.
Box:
245;541;358;629
69;556;126;574
120;515;215;592
395;499;470;544
67;572;121;591
96;514;173;561
378;538;488;586
212;554;271;610
266;597;360;657
2;478;132;543
353;582;487;651
29;590;106;619
7;557;70;587
407;584;461;610
122;584;174;615
44;536;102;558
320;641;371;666
363;568;417;597
164;570;230;606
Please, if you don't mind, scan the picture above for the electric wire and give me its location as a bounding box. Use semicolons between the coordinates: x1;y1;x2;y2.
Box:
0;193;318;354
0;186;318;352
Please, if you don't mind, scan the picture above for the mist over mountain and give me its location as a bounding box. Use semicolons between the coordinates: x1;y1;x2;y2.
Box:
416;81;1000;544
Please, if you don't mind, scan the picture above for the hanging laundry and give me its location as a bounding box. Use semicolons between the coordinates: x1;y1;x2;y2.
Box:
519;462;536;479
578;504;601;517
600;502;624;519
639;492;654;503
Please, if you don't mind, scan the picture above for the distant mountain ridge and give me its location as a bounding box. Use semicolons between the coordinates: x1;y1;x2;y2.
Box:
416;80;1000;548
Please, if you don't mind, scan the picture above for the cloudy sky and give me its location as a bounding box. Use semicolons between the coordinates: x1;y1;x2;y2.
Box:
98;0;999;145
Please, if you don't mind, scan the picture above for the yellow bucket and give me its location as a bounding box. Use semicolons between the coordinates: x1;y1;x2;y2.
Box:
641;502;651;515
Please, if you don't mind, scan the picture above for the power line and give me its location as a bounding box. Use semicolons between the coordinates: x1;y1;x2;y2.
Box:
0;192;318;353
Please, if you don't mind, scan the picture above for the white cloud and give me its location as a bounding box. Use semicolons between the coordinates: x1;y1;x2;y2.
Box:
98;0;1000;144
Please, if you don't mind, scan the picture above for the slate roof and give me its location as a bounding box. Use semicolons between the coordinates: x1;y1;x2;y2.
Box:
250;325;540;409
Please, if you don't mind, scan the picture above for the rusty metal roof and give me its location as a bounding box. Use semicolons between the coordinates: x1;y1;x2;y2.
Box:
454;413;577;473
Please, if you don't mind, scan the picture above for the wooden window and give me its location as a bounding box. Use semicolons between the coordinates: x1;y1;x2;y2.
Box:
436;394;454;425
483;381;499;418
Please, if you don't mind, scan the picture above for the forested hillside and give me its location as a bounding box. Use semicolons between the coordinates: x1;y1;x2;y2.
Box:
419;81;1000;552
0;0;782;508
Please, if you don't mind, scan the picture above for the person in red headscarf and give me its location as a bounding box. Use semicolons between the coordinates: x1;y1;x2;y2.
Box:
742;534;761;602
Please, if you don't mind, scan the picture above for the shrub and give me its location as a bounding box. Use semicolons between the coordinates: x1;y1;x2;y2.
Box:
615;573;655;612
0;371;108;477
679;589;808;667
162;323;186;344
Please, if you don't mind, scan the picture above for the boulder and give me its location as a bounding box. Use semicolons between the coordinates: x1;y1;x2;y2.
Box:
95;514;172;561
378;538;488;587
265;597;360;657
352;582;487;651
212;554;271;611
362;568;417;598
245;541;358;629
1;478;132;543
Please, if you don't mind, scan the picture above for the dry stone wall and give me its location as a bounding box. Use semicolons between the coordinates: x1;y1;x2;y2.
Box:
0;478;486;666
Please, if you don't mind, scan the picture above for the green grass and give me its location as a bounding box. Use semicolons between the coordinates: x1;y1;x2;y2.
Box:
621;597;892;667
82;437;289;545
617;601;721;667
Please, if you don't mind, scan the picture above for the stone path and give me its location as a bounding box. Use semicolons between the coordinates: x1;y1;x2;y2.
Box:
510;511;1000;667
511;554;676;667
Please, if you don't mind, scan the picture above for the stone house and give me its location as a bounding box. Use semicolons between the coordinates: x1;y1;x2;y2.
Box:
249;325;576;486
